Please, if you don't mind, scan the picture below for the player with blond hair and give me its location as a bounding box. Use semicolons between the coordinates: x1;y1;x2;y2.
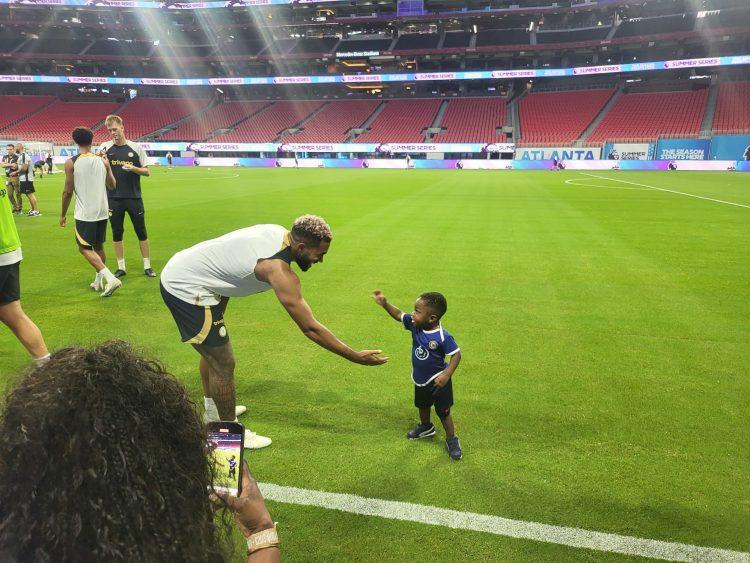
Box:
99;114;155;278
160;215;388;449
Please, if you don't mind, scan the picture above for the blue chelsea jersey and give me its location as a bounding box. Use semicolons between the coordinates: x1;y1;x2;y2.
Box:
402;313;460;386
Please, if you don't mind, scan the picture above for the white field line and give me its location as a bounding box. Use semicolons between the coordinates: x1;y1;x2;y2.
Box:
580;173;750;209
259;483;749;562
564;178;653;191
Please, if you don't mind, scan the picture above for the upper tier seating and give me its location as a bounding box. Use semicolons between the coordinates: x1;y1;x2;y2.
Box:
614;14;696;38
476;29;530;46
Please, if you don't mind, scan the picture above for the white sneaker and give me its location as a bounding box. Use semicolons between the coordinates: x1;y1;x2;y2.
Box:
235;405;247;417
244;429;272;449
90;278;102;291
100;278;122;297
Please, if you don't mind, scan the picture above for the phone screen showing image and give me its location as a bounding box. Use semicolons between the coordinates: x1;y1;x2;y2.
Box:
207;422;244;496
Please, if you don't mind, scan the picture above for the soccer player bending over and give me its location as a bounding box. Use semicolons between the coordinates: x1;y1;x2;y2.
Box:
60;127;121;297
161;215;388;449
373;290;463;460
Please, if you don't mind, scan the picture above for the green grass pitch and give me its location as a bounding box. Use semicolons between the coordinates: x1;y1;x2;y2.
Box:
1;167;749;561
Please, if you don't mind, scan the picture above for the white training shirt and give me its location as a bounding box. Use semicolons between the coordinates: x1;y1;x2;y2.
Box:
160;224;291;306
16;153;33;182
72;153;109;222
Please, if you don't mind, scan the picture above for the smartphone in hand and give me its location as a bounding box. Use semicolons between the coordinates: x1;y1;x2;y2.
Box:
206;421;245;496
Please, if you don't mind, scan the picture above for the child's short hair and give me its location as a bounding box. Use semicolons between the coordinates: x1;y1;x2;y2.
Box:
419;292;447;319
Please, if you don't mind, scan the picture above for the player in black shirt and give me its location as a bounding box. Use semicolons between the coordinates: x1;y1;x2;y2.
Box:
99;115;155;278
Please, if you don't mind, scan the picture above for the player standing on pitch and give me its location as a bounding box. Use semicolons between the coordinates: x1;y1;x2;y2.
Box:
99;115;155;278
60;127;121;297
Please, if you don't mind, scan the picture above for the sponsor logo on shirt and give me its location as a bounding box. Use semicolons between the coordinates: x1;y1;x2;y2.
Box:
415;346;429;361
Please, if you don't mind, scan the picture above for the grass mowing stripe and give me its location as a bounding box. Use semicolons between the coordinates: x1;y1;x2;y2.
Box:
260;483;750;562
580;173;750;209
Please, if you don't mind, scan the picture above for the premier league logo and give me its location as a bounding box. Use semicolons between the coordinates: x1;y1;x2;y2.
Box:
415;346;429;360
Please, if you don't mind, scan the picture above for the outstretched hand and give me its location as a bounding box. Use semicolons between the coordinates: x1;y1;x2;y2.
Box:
372;290;387;307
355;349;389;365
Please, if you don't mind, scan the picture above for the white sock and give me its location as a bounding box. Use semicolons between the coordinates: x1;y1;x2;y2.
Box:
117;259;126;271
99;267;117;284
94;271;103;284
33;353;50;366
143;257;151;270
204;397;220;422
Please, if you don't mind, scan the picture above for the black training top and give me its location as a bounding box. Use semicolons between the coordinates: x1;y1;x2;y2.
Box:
99;140;149;199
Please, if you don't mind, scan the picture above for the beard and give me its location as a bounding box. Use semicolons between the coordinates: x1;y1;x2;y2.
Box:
296;255;313;271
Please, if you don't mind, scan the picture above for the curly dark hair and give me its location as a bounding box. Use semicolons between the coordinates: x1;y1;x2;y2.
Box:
0;341;229;563
419;292;447;320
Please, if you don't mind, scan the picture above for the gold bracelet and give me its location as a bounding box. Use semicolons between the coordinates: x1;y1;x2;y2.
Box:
246;525;279;555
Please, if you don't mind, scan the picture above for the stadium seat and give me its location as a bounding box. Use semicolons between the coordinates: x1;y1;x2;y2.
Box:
355;100;442;143
160;101;270;141
518;89;614;145
4;99;119;144
92;98;210;141
432;98;506;143
282;101;381;143
212;101;324;143
587;89;708;143
0;95;56;133
712;81;750;134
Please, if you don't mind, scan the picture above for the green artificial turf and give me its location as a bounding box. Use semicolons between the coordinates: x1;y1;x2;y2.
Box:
1;168;748;561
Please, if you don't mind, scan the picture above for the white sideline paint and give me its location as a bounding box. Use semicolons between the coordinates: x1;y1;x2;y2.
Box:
259;483;750;562
564;178;652;191
580;173;750;209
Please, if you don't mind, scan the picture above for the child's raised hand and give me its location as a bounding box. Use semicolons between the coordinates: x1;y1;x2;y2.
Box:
372;290;387;306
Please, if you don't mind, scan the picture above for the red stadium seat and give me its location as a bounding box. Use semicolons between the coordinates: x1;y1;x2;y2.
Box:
432;98;506;143
92;97;209;142
518;89;614;146
282;100;380;143
355;100;442;143
0;95;56;132
4;99;120;144
587;89;708;143
212;101;324;143
712;81;750;135
160;101;270;141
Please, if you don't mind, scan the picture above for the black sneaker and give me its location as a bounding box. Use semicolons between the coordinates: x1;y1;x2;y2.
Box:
144;268;156;277
446;436;462;460
407;423;436;440
114;269;127;278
